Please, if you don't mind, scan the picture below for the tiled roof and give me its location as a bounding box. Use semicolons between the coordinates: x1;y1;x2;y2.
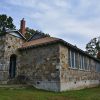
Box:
27;31;50;41
19;36;100;62
21;37;60;48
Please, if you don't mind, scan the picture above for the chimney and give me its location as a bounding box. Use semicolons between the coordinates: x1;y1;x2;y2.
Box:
20;18;26;36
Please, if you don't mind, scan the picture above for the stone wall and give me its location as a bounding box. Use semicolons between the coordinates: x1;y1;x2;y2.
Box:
19;44;60;91
0;35;6;84
59;45;100;91
5;34;24;83
0;33;24;84
0;33;99;92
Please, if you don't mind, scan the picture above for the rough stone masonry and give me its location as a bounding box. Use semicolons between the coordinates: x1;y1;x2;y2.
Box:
0;19;100;92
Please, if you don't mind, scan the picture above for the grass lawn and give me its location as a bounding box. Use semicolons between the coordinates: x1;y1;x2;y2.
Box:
0;86;99;100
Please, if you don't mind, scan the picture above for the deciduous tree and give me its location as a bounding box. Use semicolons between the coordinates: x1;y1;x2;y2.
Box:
0;14;15;34
86;37;100;58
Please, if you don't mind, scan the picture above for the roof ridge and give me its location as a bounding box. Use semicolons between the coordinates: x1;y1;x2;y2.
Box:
27;31;50;41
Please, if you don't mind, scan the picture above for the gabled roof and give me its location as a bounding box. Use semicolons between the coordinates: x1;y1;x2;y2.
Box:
19;36;100;62
0;29;26;40
6;30;26;40
21;37;59;48
27;31;50;41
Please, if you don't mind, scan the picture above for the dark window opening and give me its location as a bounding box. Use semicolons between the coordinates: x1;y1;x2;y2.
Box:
8;46;11;48
37;81;40;84
9;54;17;79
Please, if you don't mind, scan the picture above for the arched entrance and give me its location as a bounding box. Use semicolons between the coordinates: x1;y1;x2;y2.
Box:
9;54;17;78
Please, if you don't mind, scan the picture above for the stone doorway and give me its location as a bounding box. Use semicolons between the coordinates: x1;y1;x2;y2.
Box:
9;54;17;78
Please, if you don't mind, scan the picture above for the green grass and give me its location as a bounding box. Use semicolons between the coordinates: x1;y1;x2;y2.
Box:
0;86;99;100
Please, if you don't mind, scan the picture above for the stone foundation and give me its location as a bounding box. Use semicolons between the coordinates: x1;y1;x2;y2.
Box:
33;81;60;91
60;80;100;91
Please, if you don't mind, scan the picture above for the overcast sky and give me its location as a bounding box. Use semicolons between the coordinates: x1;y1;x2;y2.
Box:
0;0;100;50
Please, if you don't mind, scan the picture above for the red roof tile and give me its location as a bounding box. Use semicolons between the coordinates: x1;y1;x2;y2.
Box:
19;36;100;63
21;37;60;48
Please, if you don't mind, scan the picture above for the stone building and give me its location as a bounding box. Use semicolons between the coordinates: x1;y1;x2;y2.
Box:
0;19;100;91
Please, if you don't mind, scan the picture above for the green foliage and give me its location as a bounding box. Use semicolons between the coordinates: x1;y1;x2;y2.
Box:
26;27;36;35
25;27;50;39
25;27;35;39
0;14;15;34
86;37;100;57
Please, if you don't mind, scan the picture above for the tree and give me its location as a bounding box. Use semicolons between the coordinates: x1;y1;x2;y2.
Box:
25;27;36;39
0;14;15;34
25;27;50;39
86;37;100;58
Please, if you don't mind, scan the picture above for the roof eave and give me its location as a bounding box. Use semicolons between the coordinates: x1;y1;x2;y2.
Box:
6;30;26;40
18;39;100;62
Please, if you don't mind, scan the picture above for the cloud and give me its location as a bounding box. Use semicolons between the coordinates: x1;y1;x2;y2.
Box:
3;0;37;7
0;0;100;50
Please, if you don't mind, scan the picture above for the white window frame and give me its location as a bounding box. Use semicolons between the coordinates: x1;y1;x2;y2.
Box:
79;55;85;70
69;50;77;69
